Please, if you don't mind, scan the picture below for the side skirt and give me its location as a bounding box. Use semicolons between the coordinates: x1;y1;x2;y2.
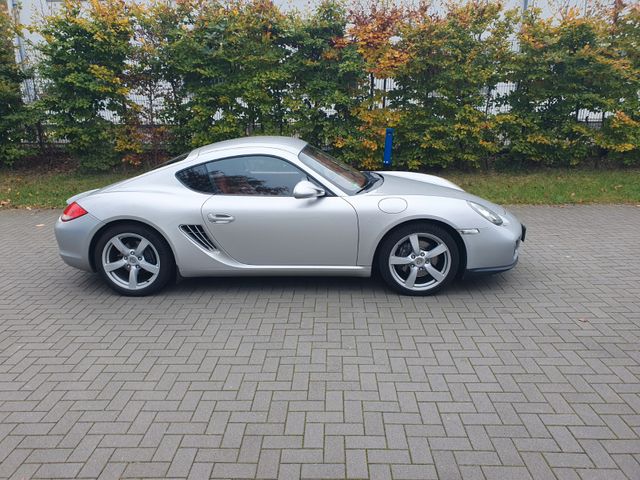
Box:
179;265;372;278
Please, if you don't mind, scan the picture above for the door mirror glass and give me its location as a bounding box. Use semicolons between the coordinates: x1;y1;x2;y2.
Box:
293;180;325;199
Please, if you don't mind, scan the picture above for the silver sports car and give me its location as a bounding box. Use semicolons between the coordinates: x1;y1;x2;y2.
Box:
55;136;525;296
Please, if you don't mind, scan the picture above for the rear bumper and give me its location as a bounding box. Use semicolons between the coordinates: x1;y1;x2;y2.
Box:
54;213;103;272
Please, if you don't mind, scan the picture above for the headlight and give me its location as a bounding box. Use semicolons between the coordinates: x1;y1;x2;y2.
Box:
467;201;503;225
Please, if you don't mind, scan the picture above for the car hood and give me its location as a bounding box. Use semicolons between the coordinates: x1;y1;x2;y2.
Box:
372;171;506;213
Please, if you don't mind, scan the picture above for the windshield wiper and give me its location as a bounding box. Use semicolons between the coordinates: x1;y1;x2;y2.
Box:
356;172;377;194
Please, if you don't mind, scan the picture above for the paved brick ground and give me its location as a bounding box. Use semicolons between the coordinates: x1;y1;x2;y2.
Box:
0;205;639;480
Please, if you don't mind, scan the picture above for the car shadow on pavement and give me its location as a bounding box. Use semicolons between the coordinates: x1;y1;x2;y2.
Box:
67;268;515;299
164;272;513;298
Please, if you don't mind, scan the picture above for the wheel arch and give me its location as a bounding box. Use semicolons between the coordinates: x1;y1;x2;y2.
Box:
88;219;177;273
372;218;467;278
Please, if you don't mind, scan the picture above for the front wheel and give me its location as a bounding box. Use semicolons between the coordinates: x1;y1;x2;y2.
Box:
378;223;459;295
94;223;175;296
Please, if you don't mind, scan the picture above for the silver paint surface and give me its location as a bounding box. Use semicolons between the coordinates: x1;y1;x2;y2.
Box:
55;136;523;279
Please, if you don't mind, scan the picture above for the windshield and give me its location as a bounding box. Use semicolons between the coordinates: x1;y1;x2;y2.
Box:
298;145;367;195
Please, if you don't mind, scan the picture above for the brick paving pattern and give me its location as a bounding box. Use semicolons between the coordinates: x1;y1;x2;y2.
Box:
0;205;639;479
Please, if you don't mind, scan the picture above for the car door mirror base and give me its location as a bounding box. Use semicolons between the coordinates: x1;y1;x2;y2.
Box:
293;180;325;199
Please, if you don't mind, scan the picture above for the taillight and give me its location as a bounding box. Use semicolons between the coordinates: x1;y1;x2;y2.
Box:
61;202;88;222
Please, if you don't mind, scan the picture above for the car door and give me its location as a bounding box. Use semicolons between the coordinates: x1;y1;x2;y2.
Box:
198;154;358;266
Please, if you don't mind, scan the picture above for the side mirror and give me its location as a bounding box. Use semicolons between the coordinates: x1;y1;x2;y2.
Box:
293;180;325;199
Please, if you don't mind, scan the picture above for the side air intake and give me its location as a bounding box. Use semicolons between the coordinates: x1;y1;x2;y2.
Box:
179;224;217;251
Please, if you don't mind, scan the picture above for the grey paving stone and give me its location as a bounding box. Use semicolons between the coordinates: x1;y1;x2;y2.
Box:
0;205;639;479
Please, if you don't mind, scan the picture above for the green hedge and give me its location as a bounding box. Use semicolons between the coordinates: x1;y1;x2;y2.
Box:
2;0;639;170
0;4;28;166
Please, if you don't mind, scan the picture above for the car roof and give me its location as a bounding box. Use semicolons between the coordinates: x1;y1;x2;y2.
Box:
191;136;308;159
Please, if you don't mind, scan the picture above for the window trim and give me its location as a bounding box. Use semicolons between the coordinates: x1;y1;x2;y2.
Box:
175;154;336;197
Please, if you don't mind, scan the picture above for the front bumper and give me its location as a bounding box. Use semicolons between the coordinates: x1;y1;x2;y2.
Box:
54;213;103;272
462;212;526;275
464;256;518;276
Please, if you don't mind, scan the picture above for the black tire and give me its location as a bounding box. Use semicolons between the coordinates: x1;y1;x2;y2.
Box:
94;223;175;296
378;222;459;296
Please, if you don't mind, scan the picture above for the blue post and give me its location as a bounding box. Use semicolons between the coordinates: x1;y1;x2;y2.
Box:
383;128;394;167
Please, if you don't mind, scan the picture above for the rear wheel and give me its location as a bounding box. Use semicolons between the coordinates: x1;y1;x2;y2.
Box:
94;223;174;296
378;223;459;295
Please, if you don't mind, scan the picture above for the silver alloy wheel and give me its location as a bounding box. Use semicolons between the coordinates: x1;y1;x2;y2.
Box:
101;233;160;291
388;233;451;291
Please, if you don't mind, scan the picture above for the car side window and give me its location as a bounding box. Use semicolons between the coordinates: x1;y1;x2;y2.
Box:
176;155;308;196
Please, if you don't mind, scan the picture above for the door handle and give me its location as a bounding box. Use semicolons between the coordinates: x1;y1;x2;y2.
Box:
207;213;235;224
